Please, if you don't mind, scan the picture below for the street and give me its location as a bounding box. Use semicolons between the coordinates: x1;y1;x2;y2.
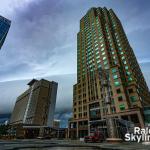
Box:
19;148;99;150
0;139;150;150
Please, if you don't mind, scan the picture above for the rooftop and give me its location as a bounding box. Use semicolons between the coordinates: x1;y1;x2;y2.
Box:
27;79;38;86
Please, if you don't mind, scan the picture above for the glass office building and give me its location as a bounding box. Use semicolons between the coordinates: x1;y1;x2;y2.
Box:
0;15;11;49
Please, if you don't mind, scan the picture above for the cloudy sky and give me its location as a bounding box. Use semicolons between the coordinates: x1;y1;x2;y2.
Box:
0;0;150;127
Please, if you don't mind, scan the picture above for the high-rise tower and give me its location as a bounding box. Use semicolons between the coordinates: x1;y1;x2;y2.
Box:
69;7;150;138
0;15;11;49
10;79;58;127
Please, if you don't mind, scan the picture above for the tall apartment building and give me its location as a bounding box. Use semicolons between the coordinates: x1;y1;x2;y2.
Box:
0;15;11;49
69;7;150;138
10;79;58;127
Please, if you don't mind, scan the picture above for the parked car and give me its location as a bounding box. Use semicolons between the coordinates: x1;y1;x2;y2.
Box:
84;131;104;143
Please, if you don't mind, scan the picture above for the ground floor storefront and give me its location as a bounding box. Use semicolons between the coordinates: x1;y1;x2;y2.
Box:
68;108;145;139
8;124;68;139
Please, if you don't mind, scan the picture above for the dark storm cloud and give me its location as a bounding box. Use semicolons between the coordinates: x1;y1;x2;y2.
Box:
0;62;31;76
55;111;72;128
14;0;70;51
0;0;150;81
140;63;150;88
0;0;80;81
0;79;28;114
127;28;150;61
15;0;79;51
0;0;150;126
0;74;76;114
0;73;75;127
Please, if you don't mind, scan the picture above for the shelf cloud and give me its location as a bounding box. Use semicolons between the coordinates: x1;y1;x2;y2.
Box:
0;0;150;127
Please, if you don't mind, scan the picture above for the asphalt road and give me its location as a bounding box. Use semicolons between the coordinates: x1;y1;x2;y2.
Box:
19;147;99;150
0;139;150;150
0;139;101;150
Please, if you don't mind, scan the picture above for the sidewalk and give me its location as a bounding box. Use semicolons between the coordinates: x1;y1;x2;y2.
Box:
97;142;150;150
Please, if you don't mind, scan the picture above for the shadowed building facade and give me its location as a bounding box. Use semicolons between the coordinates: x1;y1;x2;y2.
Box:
0;15;11;49
69;7;150;138
10;79;58;127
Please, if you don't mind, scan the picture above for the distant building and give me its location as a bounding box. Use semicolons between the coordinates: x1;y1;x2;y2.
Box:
10;79;58;127
0;15;11;49
53;119;60;128
0;114;11;125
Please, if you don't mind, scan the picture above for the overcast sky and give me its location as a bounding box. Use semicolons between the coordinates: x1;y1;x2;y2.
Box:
0;0;150;127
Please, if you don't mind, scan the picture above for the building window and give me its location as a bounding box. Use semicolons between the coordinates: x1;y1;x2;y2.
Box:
119;104;125;111
123;61;127;64
104;60;108;65
112;68;117;73
125;66;128;70
98;64;102;68
118;96;123;101
114;81;120;87
99;36;103;40
128;77;133;82
120;51;124;55
113;74;118;80
111;47;114;50
79;113;82;118
113;56;116;59
128;88;133;94
121;56;125;60
130;96;137;102
103;56;106;60
97;60;101;63
101;47;105;51
101;44;104;47
104;65;109;69
111;107;116;113
100;39;104;43
111;98;115;105
95;43;98;47
111;51;115;55
116;88;121;94
126;72;131;76
84;112;87;116
83;106;87;110
113;60;118;65
102;52;105;55
96;55;100;59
